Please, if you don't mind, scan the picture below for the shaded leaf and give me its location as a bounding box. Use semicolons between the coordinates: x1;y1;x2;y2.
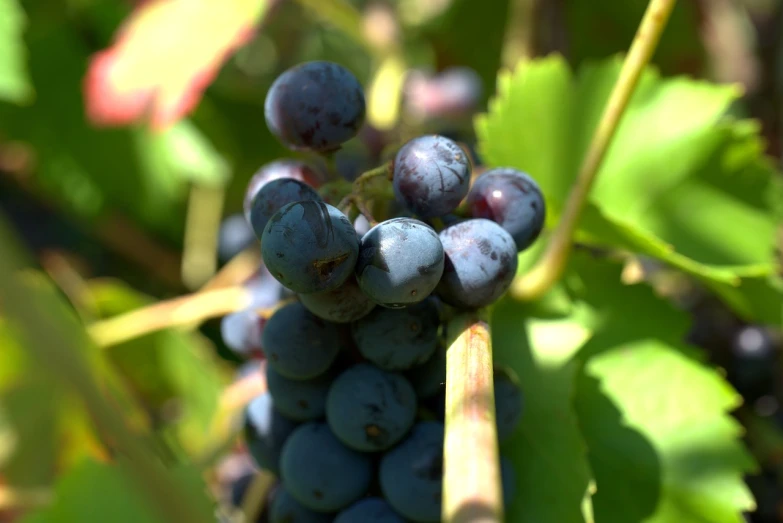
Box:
0;20;229;241
491;293;595;523
19;459;214;523
0;0;33;103
85;0;268;129
568;253;756;522
88;279;230;457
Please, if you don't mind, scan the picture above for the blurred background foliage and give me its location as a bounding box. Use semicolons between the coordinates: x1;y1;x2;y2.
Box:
2;0;783;522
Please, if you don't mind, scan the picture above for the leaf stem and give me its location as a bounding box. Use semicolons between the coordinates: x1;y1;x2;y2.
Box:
510;0;677;300
87;286;282;348
442;311;503;523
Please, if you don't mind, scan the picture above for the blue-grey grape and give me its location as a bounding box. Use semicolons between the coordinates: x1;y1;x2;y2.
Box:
281;422;373;512
495;366;523;442
220;308;264;358
270;486;333;523
299;276;376;323
437;218;518;309
326;363;417;451
500;455;517;510
265;364;333;421
379;421;444;522
249;178;322;240
262;301;343;380
265;61;366;153
244;392;299;474
392;135;471;218
405;344;446;399
352;298;440;370
244;160;323;222
335;498;406;523
218;214;256;262
262;201;359;294
355;218;444;307
467;168;545;251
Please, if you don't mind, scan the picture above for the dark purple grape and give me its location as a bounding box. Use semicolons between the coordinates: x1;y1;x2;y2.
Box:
500;455;517;510
266;364;334;421
404;67;482;119
218;214;256;262
352;299;440;371
405;344;446;399
261;301;344;380
355;218;444;307
335;497;406;523
220;309;265;358
281;422;373;512
326;363;417;451
379;421;444;522
467;168;545;251
495;366;523;442
244;160;323;222
244;392;300;474
392;135;471;218
437;219;518;309
299;276;376;323
270;486;333;523
249;178;322;240
265;61;366;153
261;201;359;294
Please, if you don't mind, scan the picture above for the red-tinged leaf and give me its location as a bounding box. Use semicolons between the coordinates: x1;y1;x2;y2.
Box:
84;0;268;129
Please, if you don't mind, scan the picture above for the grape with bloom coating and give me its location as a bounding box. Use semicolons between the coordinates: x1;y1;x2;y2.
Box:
299;276;376;323
244;392;299;474
326;363;417;451
379;421;444;522
495;366;524;442
392;135;471;218
352;298;440;370
355;217;444;307
262;301;343;380
265;61;366;152
281;422;373;512
437;218;518;309
266;365;333;421
243;160;322;222
335;498;406;523
467;168;545;251
249;178;322;240
262;201;359;294
270;486;333;523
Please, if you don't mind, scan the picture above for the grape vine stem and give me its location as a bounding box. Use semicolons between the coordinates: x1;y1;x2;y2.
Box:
87;287;282;348
510;0;677;300
443;311;503;523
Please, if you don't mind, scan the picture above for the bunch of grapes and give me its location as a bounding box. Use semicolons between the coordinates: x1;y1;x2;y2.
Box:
222;60;545;522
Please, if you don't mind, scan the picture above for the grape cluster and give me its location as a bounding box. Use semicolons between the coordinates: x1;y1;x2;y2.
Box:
221;60;545;522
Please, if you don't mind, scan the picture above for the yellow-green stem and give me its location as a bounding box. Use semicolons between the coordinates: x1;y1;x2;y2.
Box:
443;311;503;523
511;0;677;300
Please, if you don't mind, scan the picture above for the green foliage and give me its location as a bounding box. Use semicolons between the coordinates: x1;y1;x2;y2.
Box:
20;459;213;523
493;253;756;523
0;0;33;103
477;56;783;323
89;280;230;457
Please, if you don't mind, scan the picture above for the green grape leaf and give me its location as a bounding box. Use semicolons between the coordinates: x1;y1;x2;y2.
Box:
567;254;757;522
0;21;230;241
19;459;214;523
0;0;33;103
494;252;756;522
476;56;783;323
491;294;596;523
87;279;231;457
